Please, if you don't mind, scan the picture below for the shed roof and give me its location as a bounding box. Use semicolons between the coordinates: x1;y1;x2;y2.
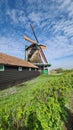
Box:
0;53;38;68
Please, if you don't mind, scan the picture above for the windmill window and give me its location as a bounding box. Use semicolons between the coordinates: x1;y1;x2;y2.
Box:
29;68;31;71
0;65;5;71
18;67;22;71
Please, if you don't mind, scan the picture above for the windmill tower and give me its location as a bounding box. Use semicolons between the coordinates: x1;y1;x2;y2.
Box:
24;24;51;72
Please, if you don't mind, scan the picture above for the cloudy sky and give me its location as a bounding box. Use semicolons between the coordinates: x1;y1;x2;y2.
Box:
0;0;73;69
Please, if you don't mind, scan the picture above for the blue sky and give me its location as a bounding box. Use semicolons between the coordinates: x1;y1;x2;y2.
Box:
0;0;73;70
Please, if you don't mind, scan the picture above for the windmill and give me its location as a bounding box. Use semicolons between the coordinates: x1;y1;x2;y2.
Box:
24;24;51;70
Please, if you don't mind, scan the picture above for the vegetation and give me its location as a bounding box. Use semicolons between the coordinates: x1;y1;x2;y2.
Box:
0;70;73;130
50;68;73;74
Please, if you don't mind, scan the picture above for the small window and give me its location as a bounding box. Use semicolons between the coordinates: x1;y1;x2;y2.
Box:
0;65;5;71
29;68;31;71
18;67;22;71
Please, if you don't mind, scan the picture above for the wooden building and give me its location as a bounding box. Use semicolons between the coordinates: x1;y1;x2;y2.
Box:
0;53;40;89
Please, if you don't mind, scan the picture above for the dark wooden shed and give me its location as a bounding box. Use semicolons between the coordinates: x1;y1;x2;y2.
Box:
0;53;40;89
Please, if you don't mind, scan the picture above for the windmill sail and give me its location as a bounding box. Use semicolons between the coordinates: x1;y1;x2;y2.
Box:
29;50;42;63
24;35;36;44
24;35;46;49
39;47;48;63
26;44;42;63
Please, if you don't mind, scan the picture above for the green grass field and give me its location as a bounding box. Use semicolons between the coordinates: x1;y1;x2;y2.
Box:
0;70;73;130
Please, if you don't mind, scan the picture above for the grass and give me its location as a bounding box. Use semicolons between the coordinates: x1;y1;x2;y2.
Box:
0;71;73;130
0;74;62;104
0;72;72;110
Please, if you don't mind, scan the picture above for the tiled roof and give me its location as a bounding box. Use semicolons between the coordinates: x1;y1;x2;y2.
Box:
0;53;38;68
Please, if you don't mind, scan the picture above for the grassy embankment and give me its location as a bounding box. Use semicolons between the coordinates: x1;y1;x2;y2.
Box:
0;70;73;130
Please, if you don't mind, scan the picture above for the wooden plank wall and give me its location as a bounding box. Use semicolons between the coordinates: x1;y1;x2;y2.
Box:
0;65;40;90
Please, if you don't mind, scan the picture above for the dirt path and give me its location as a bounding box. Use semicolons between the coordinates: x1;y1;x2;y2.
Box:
64;110;73;130
64;90;73;130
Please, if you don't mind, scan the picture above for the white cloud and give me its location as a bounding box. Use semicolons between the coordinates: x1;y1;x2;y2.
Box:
0;36;25;59
53;20;73;38
6;9;27;24
60;0;71;8
27;0;43;4
57;0;73;18
28;12;41;25
45;35;73;61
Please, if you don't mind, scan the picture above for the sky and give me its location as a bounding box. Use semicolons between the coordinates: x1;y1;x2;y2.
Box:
0;0;73;70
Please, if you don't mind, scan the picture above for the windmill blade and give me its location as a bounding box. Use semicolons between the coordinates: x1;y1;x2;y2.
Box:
30;24;39;43
30;24;47;50
24;35;46;49
39;47;48;63
40;45;46;50
29;50;42;63
24;35;37;44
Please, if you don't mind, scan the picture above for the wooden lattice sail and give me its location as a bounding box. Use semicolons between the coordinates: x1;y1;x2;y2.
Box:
26;44;42;63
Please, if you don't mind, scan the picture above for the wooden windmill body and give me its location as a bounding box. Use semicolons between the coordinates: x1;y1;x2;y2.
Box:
24;24;51;70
